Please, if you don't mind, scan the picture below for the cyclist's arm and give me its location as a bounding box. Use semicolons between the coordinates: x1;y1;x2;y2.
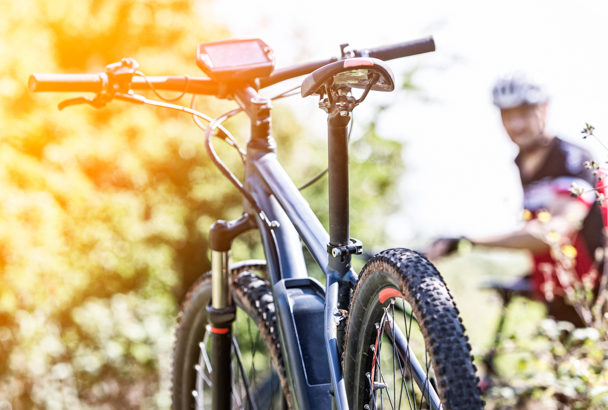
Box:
469;195;590;252
426;195;590;260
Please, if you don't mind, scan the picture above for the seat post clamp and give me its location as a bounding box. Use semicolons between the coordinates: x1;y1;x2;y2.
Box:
327;238;363;260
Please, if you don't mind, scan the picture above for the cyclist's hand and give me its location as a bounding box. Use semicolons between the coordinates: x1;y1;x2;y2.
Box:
425;237;463;261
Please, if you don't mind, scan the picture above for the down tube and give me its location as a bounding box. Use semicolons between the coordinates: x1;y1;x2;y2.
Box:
252;153;329;268
247;169;308;283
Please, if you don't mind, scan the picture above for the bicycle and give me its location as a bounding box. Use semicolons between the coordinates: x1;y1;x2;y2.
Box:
30;36;483;410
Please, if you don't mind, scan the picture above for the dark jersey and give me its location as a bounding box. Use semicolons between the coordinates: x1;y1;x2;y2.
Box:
515;137;606;299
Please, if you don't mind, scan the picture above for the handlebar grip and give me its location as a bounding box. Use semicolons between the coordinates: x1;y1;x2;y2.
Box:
360;36;436;61
29;73;220;95
28;73;105;92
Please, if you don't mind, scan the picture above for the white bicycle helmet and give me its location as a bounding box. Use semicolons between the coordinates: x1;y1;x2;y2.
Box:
492;73;548;109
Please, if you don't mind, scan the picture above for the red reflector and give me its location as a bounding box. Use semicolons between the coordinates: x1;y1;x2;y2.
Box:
209;326;229;334
344;58;374;68
378;288;404;304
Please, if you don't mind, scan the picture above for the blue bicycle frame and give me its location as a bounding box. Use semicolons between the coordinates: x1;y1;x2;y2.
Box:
208;84;358;409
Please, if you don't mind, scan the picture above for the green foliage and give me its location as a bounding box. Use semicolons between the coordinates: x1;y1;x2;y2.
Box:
485;319;608;409
437;247;608;409
0;1;407;408
1;0;235;408
350;111;405;246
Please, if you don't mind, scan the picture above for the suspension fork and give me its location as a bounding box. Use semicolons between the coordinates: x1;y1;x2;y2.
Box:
207;213;256;410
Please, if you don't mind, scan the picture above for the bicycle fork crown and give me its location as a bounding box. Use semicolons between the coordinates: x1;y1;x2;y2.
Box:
207;214;255;322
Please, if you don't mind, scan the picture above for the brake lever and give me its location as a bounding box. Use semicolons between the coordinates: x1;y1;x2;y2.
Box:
58;94;111;111
58;58;141;111
57;96;92;110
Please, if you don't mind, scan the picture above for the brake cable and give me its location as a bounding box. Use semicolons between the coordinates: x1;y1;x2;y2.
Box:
200;108;276;224
270;85;301;101
135;71;191;103
190;94;245;160
265;84;355;191
111;92;238;149
297;110;354;191
113;91;269;223
296;75;378;191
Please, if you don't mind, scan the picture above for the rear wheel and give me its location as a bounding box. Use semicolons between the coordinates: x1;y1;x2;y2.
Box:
344;248;483;409
171;263;288;409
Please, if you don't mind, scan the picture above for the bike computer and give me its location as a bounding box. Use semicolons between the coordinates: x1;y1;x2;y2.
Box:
196;38;275;82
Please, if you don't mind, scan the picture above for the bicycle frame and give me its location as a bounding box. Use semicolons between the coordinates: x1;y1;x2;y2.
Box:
207;85;357;409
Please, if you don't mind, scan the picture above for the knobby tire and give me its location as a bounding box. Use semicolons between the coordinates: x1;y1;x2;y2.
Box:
344;248;483;410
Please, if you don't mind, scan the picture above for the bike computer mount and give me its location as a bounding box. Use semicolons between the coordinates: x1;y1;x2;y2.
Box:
196;38;275;82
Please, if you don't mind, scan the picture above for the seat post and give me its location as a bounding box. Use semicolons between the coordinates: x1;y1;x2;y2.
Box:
319;85;362;281
325;109;353;410
327;110;351;250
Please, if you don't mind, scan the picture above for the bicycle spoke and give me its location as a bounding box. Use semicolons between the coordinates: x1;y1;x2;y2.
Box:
392;303;416;410
232;336;257;410
401;302;419;408
246;317;258;391
395;300;406;410
388;308;417;409
393;300;412;408
374;318;397;410
366;371;378;410
390;319;442;409
378;317;389;410
383;313;417;410
391;302;396;408
194;334;212;409
418;348;431;409
397;303;419;409
377;299;444;410
201;333;213;374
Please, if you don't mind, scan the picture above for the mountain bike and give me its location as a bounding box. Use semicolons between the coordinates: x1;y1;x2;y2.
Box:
30;36;483;410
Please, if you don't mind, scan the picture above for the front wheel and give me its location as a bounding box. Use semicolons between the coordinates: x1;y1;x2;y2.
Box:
171;263;288;409
344;248;483;409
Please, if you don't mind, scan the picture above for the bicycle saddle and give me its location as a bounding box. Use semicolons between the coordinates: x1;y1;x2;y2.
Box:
301;57;395;97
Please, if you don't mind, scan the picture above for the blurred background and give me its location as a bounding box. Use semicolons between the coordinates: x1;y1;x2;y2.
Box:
1;0;607;408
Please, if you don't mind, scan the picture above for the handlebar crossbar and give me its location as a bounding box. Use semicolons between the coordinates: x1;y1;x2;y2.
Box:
260;36;435;88
29;36;435;97
258;58;339;88
358;36;436;61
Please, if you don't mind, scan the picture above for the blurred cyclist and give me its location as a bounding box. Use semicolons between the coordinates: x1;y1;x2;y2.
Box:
427;74;606;326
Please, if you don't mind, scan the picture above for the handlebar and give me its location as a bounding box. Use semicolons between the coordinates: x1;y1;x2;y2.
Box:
357;36;435;61
29;36;435;95
29;73;220;94
258;36;435;89
28;73;106;93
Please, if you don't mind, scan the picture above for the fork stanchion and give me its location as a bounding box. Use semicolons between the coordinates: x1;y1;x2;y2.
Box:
207;248;234;410
207;215;256;409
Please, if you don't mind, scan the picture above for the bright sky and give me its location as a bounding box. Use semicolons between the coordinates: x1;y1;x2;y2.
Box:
211;0;608;245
